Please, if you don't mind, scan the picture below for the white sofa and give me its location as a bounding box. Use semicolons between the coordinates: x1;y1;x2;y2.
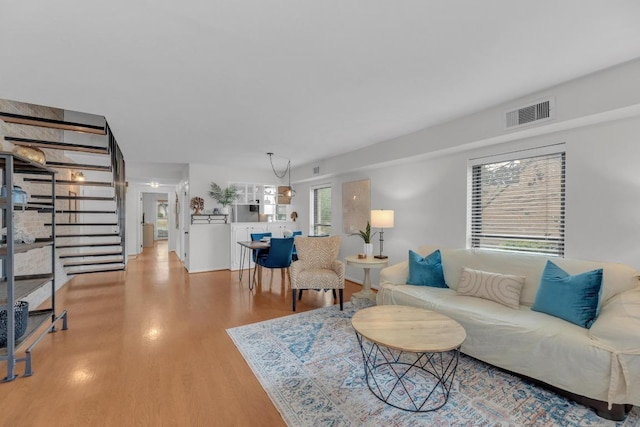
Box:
377;245;640;420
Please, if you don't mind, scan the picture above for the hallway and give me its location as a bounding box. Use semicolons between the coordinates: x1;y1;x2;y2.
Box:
0;242;359;426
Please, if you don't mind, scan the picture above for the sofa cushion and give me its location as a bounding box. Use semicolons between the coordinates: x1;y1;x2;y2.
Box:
423;246;639;307
457;267;525;309
406;249;447;288
531;261;603;328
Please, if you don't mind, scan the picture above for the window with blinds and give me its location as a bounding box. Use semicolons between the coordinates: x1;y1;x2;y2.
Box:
470;151;565;256
312;185;332;236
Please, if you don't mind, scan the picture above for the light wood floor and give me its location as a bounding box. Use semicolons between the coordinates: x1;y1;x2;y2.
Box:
0;241;361;426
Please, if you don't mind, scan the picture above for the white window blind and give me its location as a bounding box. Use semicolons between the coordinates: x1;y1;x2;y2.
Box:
470;151;565;256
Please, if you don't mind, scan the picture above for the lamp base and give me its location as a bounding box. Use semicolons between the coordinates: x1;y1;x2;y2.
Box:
374;255;388;259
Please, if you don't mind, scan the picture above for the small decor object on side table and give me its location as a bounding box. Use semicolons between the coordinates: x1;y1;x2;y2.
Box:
190;197;204;215
351;221;377;258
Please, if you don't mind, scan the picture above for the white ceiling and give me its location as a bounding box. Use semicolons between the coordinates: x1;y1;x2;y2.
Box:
1;1;640;172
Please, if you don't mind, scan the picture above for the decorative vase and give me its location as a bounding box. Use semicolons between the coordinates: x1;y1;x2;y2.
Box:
364;243;373;257
13;145;46;165
220;206;230;215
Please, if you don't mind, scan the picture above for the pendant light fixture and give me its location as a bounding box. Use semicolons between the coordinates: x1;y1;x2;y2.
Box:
267;153;295;201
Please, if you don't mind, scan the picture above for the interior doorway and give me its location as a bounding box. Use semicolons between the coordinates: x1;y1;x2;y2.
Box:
142;192;170;251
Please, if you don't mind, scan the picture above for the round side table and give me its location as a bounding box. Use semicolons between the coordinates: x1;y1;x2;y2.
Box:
345;255;389;306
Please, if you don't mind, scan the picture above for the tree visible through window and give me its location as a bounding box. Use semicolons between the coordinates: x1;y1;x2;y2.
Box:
312;185;332;236
470;151;565;256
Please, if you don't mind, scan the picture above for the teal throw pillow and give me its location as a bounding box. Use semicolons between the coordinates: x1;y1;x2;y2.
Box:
406;249;448;288
531;260;603;328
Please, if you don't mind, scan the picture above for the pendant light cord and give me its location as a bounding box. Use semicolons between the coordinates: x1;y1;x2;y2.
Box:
268;153;290;179
268;152;295;198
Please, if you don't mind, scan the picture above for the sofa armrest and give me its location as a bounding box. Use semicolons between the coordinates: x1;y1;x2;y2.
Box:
589;287;640;352
380;260;409;286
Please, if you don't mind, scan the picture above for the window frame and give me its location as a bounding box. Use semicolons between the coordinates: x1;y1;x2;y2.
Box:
310;183;332;236
467;144;566;257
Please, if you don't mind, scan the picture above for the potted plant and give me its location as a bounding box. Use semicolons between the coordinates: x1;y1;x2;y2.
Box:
209;183;239;215
352;221;377;257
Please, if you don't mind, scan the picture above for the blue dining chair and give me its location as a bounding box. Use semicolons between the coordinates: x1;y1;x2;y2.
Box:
256;237;295;286
291;231;303;261
250;232;271;283
250;232;271;263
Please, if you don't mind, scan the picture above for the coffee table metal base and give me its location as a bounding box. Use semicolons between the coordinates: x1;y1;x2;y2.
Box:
355;331;460;412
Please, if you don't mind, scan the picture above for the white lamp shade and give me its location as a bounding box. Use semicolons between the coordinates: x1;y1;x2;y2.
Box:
370;209;394;228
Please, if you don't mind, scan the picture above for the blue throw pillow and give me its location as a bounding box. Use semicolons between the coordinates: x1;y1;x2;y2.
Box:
531;260;603;328
406;249;448;288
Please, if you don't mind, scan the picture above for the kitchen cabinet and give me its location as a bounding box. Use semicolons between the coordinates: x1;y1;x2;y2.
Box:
229;222;298;270
229;223;269;270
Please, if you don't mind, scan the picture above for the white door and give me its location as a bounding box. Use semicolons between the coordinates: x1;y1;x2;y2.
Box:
139;193;143;253
182;186;190;268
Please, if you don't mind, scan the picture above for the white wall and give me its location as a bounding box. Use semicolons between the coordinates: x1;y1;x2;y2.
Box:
294;58;640;183
184;163;286;272
125;59;640;278
297;116;640;287
292;59;640;286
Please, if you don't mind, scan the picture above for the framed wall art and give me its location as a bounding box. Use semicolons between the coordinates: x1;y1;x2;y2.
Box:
342;179;370;234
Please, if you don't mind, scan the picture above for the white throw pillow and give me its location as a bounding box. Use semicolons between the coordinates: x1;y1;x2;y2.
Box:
457;267;525;309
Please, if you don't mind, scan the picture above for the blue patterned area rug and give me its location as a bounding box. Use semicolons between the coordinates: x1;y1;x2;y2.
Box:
227;303;640;427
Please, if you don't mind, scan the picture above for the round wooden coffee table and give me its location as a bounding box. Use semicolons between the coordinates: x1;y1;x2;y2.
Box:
352;305;466;412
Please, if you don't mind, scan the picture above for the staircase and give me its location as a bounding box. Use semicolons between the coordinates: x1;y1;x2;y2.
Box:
1;109;126;276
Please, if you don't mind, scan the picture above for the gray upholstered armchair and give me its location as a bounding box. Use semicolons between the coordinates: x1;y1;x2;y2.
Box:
290;236;345;311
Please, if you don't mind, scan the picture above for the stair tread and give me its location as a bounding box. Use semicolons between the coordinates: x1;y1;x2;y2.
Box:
0;112;105;134
47;223;119;226
59;251;123;258
57;233;119;238
6;136;109;154
23;178;113;187
55;210;117;214
64;259;123;267
67;265;126;275
47;161;111;171
32;195;115;201
57;243;122;248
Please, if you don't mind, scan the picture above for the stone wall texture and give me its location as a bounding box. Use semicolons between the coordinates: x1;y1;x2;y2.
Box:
1;99;71;303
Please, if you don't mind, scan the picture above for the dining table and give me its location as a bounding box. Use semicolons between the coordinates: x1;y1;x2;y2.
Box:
237;240;270;291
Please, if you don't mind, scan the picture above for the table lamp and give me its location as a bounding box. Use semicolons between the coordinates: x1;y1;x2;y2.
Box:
370;209;394;259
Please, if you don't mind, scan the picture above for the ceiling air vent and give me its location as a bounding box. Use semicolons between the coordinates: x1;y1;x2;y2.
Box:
505;98;554;129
